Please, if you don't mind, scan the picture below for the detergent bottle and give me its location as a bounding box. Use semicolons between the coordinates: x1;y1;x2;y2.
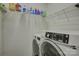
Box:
30;7;35;14
37;9;40;15
0;3;7;13
41;11;47;17
0;3;4;11
9;3;16;11
22;5;27;13
15;3;21;12
35;8;37;15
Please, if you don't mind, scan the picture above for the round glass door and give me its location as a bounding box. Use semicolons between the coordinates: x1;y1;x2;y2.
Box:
41;42;64;56
32;39;39;56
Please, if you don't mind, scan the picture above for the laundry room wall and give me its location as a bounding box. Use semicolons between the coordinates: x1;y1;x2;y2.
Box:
46;3;74;16
2;3;47;56
0;11;2;55
45;3;79;32
45;3;79;47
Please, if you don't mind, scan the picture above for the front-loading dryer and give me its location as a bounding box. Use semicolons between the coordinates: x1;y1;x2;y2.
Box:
32;33;45;56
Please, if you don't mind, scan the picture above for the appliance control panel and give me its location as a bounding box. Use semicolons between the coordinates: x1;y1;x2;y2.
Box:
45;32;69;44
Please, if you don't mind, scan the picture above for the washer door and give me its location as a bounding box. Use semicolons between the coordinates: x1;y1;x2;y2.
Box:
41;39;65;56
32;39;39;56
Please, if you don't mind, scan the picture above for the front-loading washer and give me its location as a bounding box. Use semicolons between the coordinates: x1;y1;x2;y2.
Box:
40;38;78;56
40;32;79;56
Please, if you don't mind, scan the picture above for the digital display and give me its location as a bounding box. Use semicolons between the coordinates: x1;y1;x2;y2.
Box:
45;32;69;44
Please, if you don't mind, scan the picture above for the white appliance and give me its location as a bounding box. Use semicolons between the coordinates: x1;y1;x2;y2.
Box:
32;33;45;56
32;32;79;56
40;38;78;56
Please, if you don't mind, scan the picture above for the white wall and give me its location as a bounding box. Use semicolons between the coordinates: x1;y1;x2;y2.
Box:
45;3;79;32
46;3;74;16
45;3;79;47
2;3;47;56
0;12;2;55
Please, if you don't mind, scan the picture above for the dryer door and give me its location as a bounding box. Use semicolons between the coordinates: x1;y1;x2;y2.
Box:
41;39;65;56
32;39;39;56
